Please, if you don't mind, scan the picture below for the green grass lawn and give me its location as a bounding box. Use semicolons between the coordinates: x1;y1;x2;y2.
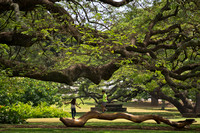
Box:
1;99;200;133
1;122;200;133
1;128;199;133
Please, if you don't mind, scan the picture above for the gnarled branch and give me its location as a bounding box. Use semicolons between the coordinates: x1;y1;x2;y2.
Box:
0;31;36;47
0;58;120;85
168;40;200;62
60;111;196;128
98;0;133;7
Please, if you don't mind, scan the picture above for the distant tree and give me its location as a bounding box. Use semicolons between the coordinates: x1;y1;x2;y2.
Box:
61;77;142;104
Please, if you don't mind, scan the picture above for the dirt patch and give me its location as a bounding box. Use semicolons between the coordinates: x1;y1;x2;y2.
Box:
1;125;200;131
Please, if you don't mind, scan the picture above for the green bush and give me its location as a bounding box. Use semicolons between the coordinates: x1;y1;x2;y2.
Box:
28;102;70;118
0;102;70;124
0;105;26;124
20;80;62;106
0;76;62;106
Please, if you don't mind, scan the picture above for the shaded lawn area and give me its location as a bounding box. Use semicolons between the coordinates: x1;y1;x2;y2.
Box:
1;128;200;133
1;122;200;133
1;129;199;133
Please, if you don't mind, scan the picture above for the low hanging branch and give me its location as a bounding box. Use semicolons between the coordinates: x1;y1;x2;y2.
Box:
0;31;36;47
0;58;120;85
60;111;196;128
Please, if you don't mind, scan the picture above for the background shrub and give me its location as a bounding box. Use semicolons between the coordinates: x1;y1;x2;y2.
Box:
0;77;62;106
0;102;70;124
0;105;26;124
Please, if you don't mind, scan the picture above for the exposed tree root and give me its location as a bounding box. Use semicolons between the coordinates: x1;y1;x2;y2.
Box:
60;111;196;128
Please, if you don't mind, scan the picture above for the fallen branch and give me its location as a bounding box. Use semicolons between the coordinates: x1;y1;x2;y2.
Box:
60;111;196;128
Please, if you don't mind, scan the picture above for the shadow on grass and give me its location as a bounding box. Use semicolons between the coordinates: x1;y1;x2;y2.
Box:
83;102;96;106
1;128;84;133
123;102;174;108
1;123;200;133
2;128;197;133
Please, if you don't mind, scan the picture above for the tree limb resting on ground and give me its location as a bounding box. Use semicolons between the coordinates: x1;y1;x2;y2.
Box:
60;111;196;128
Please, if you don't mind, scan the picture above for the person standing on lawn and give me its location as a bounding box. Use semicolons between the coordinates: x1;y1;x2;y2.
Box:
101;90;108;113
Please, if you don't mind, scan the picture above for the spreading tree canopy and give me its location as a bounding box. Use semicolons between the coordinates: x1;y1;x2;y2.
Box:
0;0;200;115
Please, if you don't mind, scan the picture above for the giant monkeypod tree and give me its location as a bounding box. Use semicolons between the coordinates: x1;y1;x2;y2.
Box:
0;0;200;119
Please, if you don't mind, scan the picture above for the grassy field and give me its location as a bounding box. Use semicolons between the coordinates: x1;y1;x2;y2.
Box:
2;128;199;133
1;99;200;133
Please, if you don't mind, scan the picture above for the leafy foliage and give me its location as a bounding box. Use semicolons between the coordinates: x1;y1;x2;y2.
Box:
0;0;200;115
0;102;70;124
0;105;26;124
0;74;62;106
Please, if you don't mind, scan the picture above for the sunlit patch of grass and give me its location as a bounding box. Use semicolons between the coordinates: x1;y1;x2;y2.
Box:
61;99;95;112
27;118;61;123
26;117;200;125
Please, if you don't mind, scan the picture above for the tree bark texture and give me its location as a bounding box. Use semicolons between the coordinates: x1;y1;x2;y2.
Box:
0;58;120;85
60;111;196;128
195;93;200;114
151;96;159;106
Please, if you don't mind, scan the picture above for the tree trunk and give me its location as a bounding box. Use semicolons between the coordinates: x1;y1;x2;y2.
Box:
148;86;196;115
149;91;189;114
60;111;196;128
161;100;165;110
195;92;200;114
151;96;159;106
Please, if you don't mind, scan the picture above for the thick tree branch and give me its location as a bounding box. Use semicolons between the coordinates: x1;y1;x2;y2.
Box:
173;63;200;75
0;58;120;85
0;31;36;47
151;24;180;36
135;77;194;114
147;87;193;114
161;68;193;90
171;87;194;110
0;0;82;44
41;0;83;43
98;0;133;7
125;46;157;59
10;2;20;21
60;111;196;128
144;1;178;46
145;65;200;90
168;39;200;62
